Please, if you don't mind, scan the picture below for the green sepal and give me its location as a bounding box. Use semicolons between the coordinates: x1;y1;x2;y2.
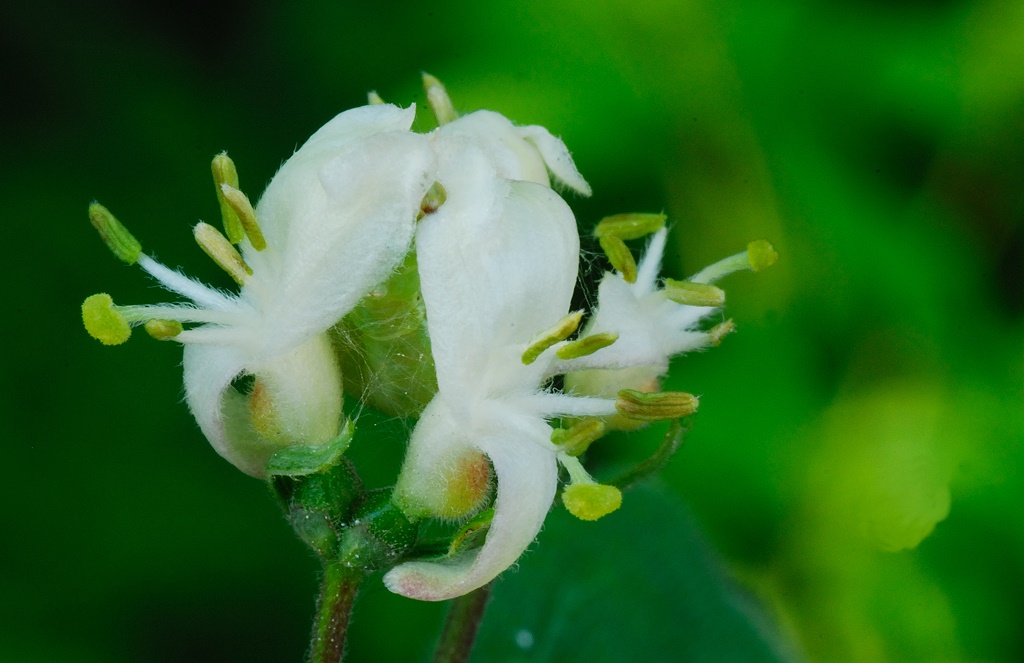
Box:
337;488;419;570
271;459;364;560
448;508;494;556
265;420;355;478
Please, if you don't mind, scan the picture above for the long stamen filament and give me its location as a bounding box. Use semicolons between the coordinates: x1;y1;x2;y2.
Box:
137;255;235;311
689;240;778;284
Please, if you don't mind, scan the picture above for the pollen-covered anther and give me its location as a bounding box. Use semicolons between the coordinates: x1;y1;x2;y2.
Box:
193;222;252;285
593;212;667;241
417;182;448;220
144;319;183;341
211;153;244;243
555;332;619;360
422;72;458;126
663;279;725;307
551;418;606;457
599;234;638;283
747;239;779;272
220;183;267;251
708;319;736;346
559;454;622;521
367;90;385;105
522;311;584;365
89;203;142;264
82;293;132;345
615;388;699;421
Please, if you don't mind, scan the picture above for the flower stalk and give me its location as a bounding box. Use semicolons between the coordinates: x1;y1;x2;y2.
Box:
310;561;364;663
431;584;493;663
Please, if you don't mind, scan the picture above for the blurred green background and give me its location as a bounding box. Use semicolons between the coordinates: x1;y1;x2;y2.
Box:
4;0;1023;661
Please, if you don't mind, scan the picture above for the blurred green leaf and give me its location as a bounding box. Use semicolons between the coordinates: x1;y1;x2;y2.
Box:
472;484;795;663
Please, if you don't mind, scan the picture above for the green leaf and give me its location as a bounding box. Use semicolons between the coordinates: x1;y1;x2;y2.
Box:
265;421;355;477
472;484;796;662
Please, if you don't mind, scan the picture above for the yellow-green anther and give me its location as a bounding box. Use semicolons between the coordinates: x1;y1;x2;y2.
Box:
211;153;244;244
747;239;779;272
599;235;637;283
556;332;619;361
417;181;448;220
367;90;385;105
82;293;132;345
709;319;735;346
89;203;141;265
193;222;252;285
615;389;699;421
522;311;584;365
593;213;667;241
423;72;458;126
563;483;622;521
220;183;267;251
551;418;606;456
663;279;725;307
144;319;183;340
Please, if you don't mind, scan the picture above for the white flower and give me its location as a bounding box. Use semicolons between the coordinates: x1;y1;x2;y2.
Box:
83;104;437;476
562;229;777;418
383;118;619;601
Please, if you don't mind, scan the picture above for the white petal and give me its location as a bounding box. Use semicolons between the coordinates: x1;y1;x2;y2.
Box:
248;128;435;357
434;110;551;186
518;124;592;196
416;154;580;402
252;103;419;252
384;411;558;601
182;343;274;478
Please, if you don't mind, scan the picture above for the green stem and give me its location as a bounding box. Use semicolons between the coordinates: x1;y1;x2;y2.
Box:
431;583;492;663
309;562;363;663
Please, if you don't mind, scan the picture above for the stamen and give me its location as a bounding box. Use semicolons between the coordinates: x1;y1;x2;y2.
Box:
137;255;235;311
211;153;244;244
747;239;779;272
367;90;385;105
708;319;735;346
555;332;619;360
88;203;141;265
82;293;132;345
663;279;725;307
689;239;779;284
194;222;252;285
558;454;622;521
551;418;606;457
522;311;584;365
615;389;699;421
220;183;267;251
422;72;458;126
599;235;638;283
144;319;183;340
593;213;667;241
417;182;448;220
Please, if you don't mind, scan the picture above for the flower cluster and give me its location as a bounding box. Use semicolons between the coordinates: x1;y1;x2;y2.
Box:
83;75;776;601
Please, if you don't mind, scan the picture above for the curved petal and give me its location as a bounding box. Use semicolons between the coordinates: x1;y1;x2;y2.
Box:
248;129;436;356
384;411;558;601
434;110;551;186
182;342;274;478
416;156;580;402
251;104;419;253
518;124;592;196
